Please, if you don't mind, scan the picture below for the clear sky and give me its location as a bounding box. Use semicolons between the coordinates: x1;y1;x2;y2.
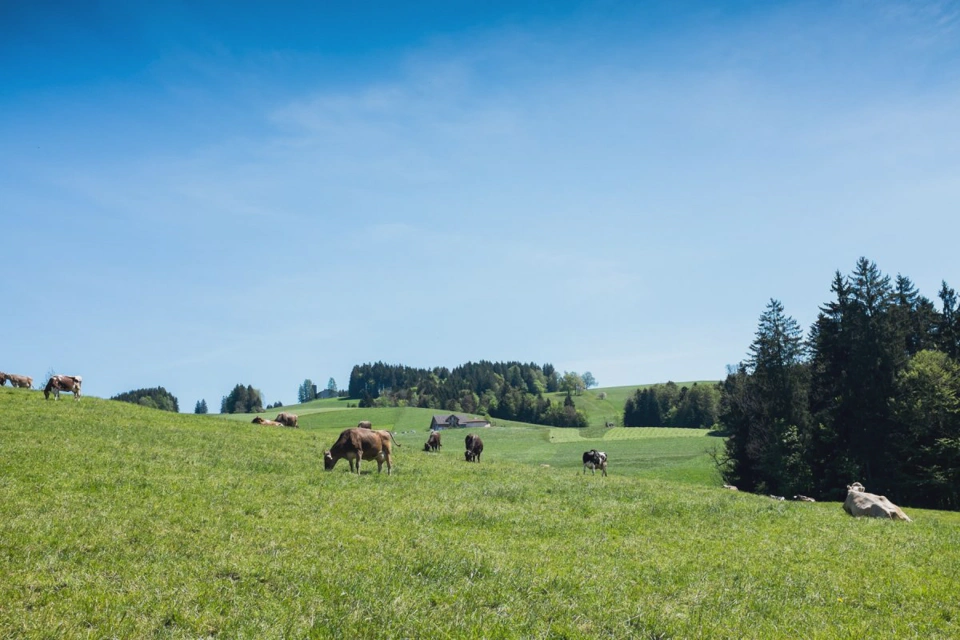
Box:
3;1;959;411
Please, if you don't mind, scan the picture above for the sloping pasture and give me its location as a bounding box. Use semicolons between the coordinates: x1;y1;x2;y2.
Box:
2;387;958;638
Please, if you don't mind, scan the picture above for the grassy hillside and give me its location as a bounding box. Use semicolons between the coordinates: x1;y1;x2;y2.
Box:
2;386;958;638
228;380;719;430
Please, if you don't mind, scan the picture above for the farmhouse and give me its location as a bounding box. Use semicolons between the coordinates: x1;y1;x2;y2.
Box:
430;413;491;430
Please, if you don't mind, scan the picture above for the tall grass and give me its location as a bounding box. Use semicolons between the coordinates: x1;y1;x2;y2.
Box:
1;387;958;638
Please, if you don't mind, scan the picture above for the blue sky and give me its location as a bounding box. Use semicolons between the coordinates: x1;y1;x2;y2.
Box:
3;1;959;410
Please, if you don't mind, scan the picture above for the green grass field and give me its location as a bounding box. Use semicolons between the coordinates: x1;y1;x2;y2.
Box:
2;386;958;638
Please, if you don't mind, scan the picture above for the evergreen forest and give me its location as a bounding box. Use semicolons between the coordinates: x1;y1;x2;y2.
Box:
110;387;179;412
623;382;721;429
719;257;960;509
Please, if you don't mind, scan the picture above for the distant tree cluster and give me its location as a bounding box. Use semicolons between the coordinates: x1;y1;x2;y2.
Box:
220;384;264;414
296;378;339;403
111;387;179;412
623;382;720;428
298;379;317;403
194;399;208;414
719;258;960;510
347;361;588;427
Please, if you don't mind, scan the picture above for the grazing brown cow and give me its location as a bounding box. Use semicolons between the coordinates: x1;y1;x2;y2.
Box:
357;420;373;429
324;427;394;475
843;482;911;522
464;433;483;462
275;412;299;428
0;372;6;385
44;375;81;400
373;429;401;448
252;416;283;426
425;430;442;452
7;373;33;389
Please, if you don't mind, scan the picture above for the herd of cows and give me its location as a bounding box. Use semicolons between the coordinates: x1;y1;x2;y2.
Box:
317;421;487;474
1;376;914;521
0;372;83;400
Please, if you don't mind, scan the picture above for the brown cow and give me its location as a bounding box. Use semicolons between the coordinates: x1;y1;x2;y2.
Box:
7;373;33;389
0;372;6;386
425;430;442;452
357;420;373;429
464;433;483;462
324;427;394;475
44;375;81;400
373;429;401;448
843;482;911;522
253;416;283;426
275;412;299;428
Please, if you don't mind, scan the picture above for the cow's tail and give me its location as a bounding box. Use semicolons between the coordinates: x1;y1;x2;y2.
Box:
388;431;401;447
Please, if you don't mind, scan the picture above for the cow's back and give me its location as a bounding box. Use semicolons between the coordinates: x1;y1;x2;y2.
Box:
333;427;384;458
844;491;911;521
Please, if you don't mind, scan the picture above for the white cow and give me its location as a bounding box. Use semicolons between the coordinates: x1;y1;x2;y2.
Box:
843;482;911;522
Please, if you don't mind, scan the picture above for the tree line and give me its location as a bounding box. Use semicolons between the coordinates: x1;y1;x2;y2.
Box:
719;257;960;510
297;378;341;403
623;382;720;428
347;361;594;427
111;387;179;412
220;384;265;414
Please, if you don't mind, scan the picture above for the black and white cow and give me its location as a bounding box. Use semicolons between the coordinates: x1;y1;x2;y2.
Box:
582;449;607;476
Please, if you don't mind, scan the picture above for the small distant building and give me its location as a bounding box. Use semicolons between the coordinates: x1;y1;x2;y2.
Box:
430;413;491;430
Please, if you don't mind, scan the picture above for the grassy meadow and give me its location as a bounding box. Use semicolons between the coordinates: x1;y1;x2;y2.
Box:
2;385;959;638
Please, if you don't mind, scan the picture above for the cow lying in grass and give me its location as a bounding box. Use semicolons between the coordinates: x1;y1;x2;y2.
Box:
252;416;283;426
275;412;299;428
582;449;608;476
324;427;395;475
843;482;911;522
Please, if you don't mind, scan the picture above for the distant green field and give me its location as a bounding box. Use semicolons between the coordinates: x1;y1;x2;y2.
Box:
3;386;958;639
220;403;722;485
544;380;719;427
223;380;720;430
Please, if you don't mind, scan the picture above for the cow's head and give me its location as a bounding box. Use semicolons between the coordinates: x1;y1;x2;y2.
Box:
323;451;336;470
424;443;431;451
